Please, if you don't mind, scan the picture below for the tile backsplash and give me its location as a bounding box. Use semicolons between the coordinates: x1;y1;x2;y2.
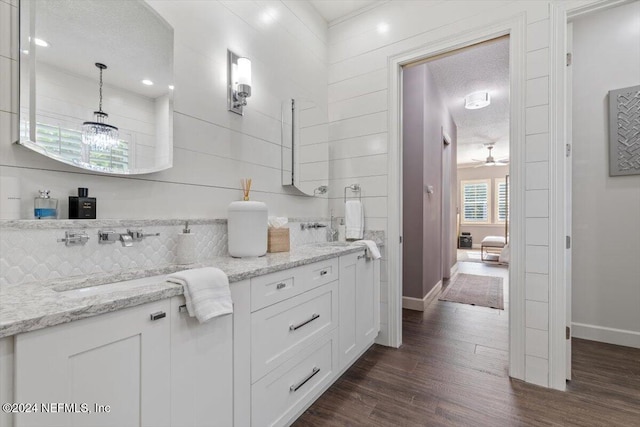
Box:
0;218;329;286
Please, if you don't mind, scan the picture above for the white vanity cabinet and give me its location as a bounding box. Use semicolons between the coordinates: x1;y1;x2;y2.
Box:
13;292;239;427
170;296;233;427
14;299;172;427
338;250;381;371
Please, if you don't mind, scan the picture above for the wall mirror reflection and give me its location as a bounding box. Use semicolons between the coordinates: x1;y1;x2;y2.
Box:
18;0;174;175
281;98;329;196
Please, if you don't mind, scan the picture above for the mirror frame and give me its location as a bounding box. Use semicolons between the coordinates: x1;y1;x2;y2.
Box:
16;0;175;176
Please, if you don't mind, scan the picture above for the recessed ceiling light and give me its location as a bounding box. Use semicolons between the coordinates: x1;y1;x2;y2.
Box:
33;38;49;47
168;85;174;90
142;79;154;86
377;23;389;33
464;91;490;109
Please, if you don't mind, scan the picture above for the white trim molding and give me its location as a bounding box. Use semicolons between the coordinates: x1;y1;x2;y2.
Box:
402;281;443;312
572;323;640;349
387;14;527;379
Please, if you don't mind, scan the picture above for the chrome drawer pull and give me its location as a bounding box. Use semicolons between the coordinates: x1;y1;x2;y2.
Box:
178;304;187;313
357;250;367;260
320;270;328;276
290;367;320;392
276;282;286;290
150;311;166;321
289;313;320;331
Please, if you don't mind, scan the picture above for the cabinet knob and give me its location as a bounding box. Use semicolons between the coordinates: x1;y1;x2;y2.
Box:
276;282;286;290
320;270;328;276
150;311;166;321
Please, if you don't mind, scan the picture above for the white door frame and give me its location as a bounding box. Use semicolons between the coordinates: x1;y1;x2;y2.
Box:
548;0;633;390
386;15;527;379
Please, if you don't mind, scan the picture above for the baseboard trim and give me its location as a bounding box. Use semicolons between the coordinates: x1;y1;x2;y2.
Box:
402;280;442;312
572;322;640;349
450;262;459;277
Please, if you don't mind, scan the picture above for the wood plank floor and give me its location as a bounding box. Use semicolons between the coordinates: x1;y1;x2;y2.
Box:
294;264;640;426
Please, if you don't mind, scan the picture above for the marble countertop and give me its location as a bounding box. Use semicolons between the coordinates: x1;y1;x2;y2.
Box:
0;243;371;338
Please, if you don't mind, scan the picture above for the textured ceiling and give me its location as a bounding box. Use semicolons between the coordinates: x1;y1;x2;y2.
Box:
309;0;381;22
425;37;510;166
29;0;173;99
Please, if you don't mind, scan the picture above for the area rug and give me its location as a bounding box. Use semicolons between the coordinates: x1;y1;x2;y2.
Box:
439;273;504;309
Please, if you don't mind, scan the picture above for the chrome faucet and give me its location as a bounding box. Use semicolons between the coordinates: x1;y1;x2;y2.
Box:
300;222;327;230
98;229;160;247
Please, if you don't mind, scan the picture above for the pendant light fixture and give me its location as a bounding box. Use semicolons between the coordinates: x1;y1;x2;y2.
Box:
82;63;119;150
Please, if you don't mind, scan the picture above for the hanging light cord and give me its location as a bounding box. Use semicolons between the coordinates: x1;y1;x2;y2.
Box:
98;66;104;113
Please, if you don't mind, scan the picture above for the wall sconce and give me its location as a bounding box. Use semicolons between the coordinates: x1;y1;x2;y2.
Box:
228;49;252;115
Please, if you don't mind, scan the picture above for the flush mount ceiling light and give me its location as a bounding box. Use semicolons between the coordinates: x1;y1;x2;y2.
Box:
82;63;119;151
227;49;252;115
141;79;154;86
464;91;491;109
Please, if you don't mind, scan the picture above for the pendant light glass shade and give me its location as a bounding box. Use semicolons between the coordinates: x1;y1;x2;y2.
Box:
82;63;119;150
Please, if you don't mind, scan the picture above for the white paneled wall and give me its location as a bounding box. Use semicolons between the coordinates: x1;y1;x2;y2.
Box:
325;0;567;386
0;0;328;220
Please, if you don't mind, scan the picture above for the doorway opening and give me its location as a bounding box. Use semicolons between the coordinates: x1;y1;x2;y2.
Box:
400;35;511;360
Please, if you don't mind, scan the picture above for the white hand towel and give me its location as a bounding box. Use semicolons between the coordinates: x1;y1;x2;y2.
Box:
167;267;233;323
354;240;381;260
345;200;364;240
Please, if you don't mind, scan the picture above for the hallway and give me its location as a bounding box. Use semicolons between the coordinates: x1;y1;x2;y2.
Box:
295;263;640;426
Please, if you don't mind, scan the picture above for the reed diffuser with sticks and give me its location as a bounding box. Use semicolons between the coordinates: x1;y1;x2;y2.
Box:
241;178;252;201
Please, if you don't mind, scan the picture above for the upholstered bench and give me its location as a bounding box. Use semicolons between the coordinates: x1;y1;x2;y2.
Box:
481;236;506;261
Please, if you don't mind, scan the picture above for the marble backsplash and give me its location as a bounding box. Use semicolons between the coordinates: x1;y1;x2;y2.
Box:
0;218;332;286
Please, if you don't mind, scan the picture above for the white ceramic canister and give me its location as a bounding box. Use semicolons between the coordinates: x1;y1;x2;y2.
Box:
227;201;268;257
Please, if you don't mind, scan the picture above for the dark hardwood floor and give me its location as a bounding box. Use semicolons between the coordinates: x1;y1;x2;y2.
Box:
294;267;640;426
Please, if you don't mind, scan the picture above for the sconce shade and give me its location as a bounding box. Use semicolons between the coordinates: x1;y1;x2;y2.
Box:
237;57;251;86
228;50;252;115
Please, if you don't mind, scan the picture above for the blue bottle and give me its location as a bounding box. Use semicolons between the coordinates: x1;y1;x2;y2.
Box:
34;190;58;219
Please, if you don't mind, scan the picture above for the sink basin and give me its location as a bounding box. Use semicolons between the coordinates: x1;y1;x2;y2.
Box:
53;275;169;298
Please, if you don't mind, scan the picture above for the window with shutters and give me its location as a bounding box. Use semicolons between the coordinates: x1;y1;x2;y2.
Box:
20;117;130;173
461;180;490;224
495;178;509;223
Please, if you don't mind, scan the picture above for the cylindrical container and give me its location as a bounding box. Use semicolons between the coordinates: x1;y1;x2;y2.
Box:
228;201;268;257
176;233;197;265
0;177;21;219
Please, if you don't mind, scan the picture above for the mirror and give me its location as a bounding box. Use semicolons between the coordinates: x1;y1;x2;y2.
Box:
281;99;329;196
18;0;174;175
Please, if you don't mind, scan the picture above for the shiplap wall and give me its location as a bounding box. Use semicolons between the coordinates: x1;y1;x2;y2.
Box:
326;0;563;386
0;0;329;220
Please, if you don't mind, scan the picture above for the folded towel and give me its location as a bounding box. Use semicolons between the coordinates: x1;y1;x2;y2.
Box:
345;200;364;240
167;267;233;323
354;240;381;260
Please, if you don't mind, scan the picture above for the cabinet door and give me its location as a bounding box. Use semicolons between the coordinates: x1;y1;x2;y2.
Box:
170;296;233;427
15;300;171;427
338;252;358;371
356;257;380;346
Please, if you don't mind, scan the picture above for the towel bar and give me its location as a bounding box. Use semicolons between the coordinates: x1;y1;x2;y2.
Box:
344;184;361;203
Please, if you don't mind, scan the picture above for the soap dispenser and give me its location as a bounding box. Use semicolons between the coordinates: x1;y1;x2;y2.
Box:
34;190;58;219
176;221;197;265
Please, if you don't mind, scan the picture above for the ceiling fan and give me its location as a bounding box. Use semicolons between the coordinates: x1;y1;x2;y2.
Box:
472;145;509;167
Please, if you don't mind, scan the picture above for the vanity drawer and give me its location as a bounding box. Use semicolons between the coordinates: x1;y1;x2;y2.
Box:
250;267;301;312
250;258;339;312
251;280;338;382
304;257;339;290
251;329;338;427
